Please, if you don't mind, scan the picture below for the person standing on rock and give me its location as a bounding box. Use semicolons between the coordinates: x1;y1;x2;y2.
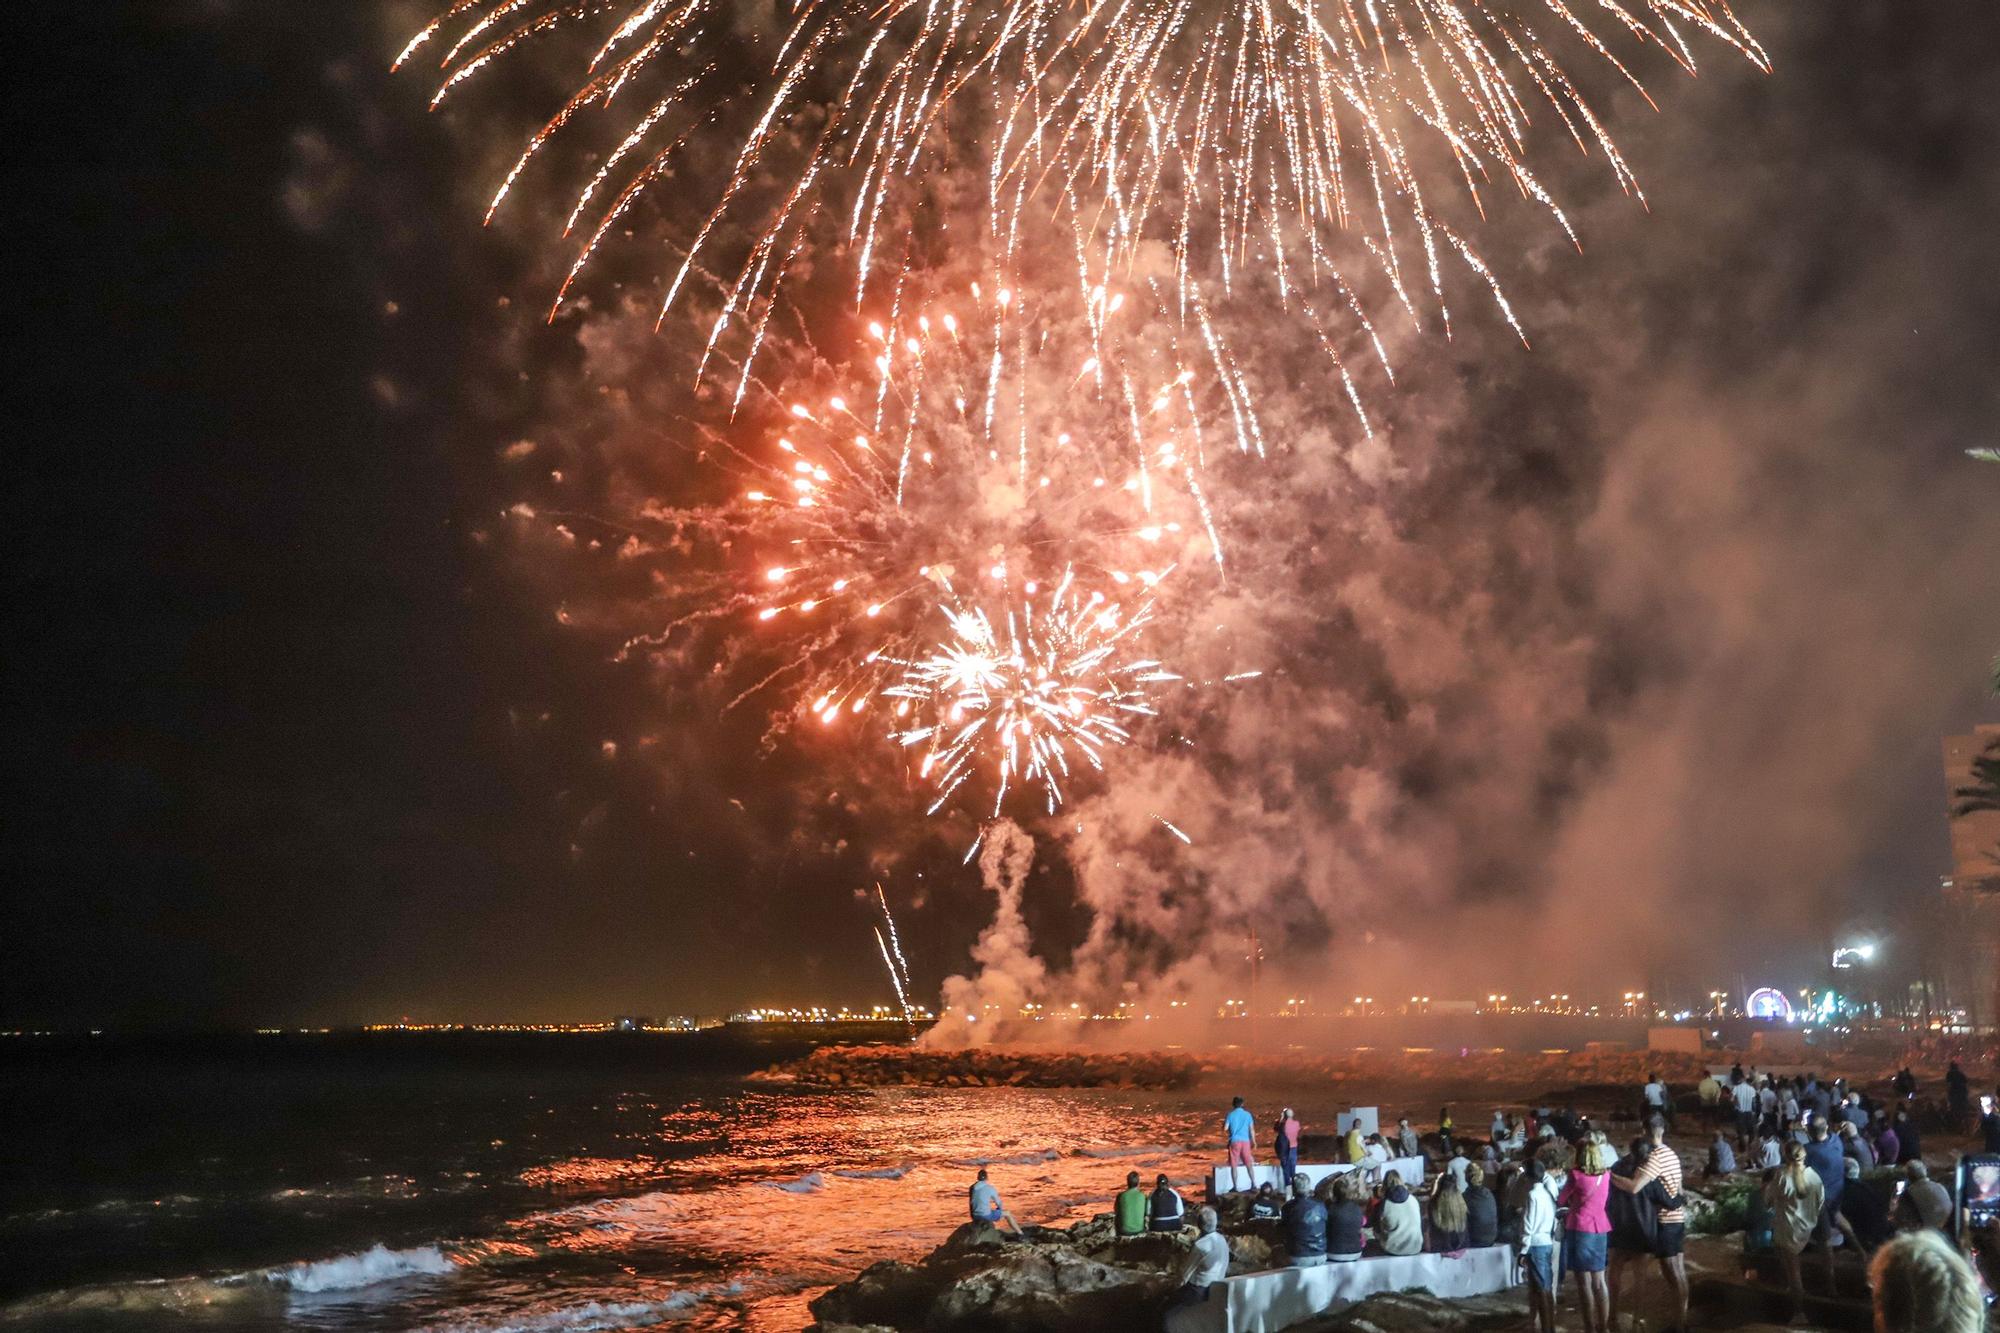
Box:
1641;1072;1671;1130
1732;1073;1759;1152
968;1168;1022;1236
1116;1171;1148;1238
1396;1116;1422;1160
1521;1158;1561;1333
1275;1106;1301;1193
1223;1096;1256;1192
1560;1135;1614;1333
1282;1173;1328;1267
1765;1139;1824;1323
1165;1206;1229;1323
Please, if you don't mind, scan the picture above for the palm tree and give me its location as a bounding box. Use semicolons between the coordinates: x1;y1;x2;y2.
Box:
1958;738;2000;821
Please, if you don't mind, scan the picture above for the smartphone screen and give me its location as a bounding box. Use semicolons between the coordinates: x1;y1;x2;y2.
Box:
1958;1154;2000;1241
1896;1180;1907;1196
1986;1096;1996;1116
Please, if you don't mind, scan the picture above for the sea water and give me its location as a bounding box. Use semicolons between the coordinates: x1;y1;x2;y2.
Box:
0;1036;1222;1331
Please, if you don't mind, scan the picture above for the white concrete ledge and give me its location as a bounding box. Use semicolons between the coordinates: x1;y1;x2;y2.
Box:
1207;1156;1426;1195
1165;1244;1516;1333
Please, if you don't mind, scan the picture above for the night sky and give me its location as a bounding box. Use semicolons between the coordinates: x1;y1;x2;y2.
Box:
4;1;1997;1029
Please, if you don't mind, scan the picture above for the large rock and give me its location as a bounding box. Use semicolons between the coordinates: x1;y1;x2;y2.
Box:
810;1218;1183;1331
809;1259;937;1329
926;1244;1171;1330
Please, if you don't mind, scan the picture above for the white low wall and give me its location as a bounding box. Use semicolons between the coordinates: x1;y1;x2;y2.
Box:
1208;1156;1426;1195
1165;1244;1515;1333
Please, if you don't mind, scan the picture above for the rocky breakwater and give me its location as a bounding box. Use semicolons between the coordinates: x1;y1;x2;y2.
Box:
754;1044;1202;1090
809;1212;1267;1332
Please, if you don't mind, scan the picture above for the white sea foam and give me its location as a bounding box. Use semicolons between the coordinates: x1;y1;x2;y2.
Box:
1076;1143;1184;1159
759;1171;826;1193
272;1243;457;1292
834;1164;911;1179
427;1282;743;1332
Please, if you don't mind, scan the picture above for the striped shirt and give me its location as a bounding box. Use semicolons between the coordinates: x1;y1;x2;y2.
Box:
1634;1143;1686;1224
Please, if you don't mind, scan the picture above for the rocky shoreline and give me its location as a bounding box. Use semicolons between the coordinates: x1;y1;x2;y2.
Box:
754;1044;1203;1090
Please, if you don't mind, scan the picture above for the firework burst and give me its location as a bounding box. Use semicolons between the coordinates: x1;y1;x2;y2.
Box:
404;0;1764;385
574;278;1235;819
888;569;1178;816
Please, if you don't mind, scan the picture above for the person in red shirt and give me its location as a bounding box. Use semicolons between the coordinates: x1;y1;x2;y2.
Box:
1274;1106;1302;1194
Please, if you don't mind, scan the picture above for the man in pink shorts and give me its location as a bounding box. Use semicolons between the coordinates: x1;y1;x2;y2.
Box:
1225;1096;1256;1192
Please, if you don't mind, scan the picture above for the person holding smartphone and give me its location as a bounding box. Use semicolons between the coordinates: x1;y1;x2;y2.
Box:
1981;1095;2000;1154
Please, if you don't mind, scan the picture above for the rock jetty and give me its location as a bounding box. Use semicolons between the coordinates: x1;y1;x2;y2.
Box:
754;1044;1202;1090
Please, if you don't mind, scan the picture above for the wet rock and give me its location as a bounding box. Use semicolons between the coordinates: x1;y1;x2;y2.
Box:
926;1244;1171;1331
808;1259;936;1329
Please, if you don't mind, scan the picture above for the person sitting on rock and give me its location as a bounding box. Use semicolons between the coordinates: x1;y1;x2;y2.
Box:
1443;1142;1472;1191
1430;1171;1469;1254
1326;1172;1367;1262
1115;1170;1148;1237
1344;1117;1366;1165
1251;1182;1282;1220
968;1168;1021;1235
1148;1172;1186;1233
1363;1134;1392;1169
1281;1173;1327;1266
1165;1207;1229;1320
1463;1163;1500;1248
1706;1129;1737;1180
1373;1170;1424;1256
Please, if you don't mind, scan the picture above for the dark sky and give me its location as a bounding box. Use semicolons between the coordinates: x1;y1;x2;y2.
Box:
4;1;1997;1029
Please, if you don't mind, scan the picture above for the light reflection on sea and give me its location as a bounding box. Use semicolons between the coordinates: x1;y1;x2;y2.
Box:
0;1065;1225;1333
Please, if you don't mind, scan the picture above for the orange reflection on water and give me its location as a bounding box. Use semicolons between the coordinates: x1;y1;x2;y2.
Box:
504;1086;1220;1328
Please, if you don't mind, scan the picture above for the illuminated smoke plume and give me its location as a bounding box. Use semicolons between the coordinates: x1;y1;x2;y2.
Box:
930;818;1046;1045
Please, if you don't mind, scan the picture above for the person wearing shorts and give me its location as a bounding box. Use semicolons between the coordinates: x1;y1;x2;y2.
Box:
1224;1096;1256;1192
1611;1116;1689;1333
1521;1159;1560;1333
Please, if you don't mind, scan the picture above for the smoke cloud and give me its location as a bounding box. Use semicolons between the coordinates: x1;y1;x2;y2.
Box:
384;0;2000;1021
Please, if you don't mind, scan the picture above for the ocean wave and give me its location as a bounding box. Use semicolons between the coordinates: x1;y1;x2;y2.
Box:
270;1243;458;1292
426;1283;743;1332
950;1149;1059;1167
834;1165;911;1180
758;1171;826;1194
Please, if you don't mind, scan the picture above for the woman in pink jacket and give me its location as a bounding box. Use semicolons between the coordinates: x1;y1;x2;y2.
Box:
1559;1134;1614;1333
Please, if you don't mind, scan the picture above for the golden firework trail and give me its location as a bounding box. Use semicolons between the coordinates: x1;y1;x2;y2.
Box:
403;0;1765;381
874;882;917;1030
